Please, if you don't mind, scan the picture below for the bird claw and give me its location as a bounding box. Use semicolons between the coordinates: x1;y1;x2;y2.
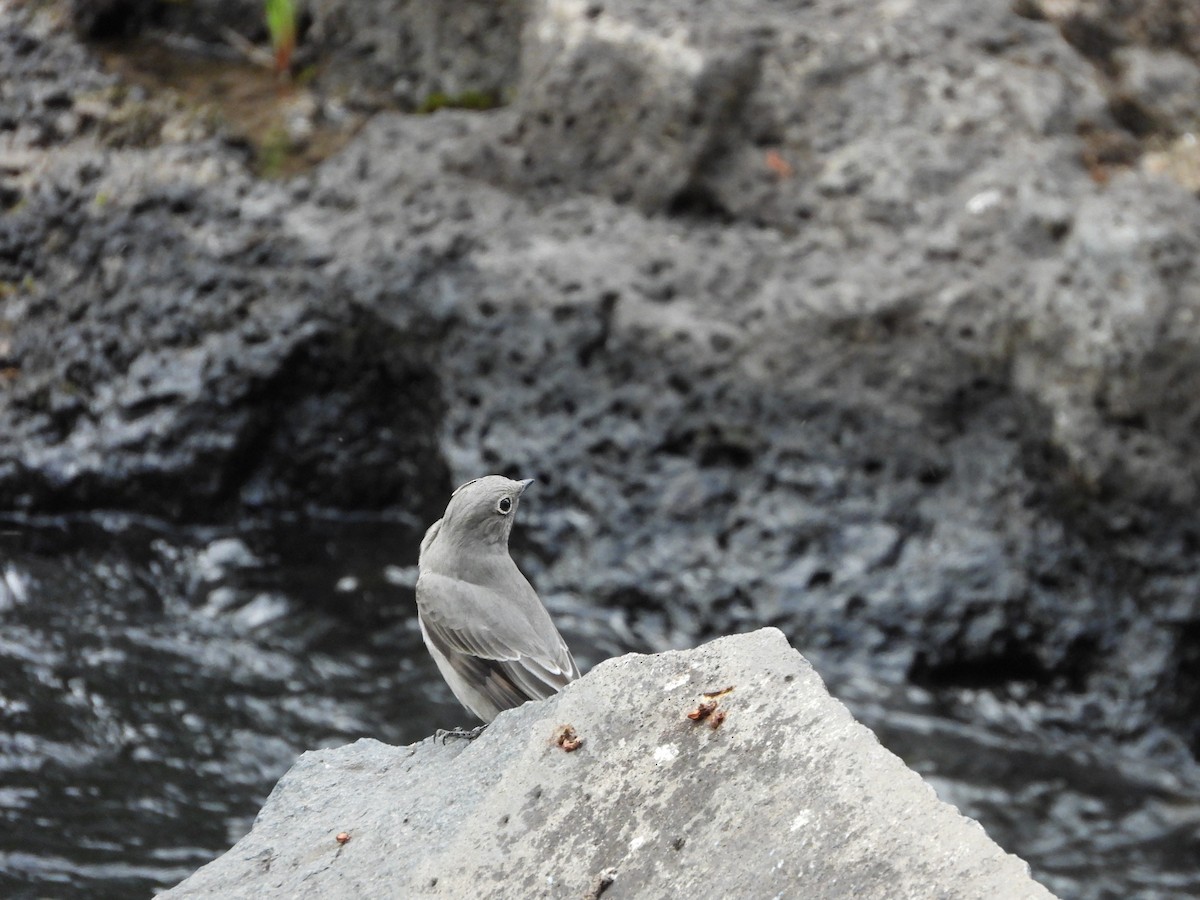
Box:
436;724;488;744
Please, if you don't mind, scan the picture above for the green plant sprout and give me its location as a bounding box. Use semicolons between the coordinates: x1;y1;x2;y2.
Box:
265;0;297;75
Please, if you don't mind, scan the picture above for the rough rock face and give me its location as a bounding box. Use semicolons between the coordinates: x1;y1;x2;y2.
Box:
159;629;1055;900
278;0;1200;761
0;12;448;520
307;0;527;108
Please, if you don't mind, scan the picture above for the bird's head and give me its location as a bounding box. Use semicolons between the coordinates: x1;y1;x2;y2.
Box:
437;475;534;549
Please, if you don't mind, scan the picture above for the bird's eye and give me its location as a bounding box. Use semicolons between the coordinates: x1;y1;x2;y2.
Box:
497;496;513;514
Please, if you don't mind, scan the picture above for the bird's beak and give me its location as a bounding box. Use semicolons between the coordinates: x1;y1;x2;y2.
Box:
517;478;535;494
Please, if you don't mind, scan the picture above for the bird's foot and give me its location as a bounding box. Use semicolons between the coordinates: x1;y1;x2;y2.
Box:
436;724;488;744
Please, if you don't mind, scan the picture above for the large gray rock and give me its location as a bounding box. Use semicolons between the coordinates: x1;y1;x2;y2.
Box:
0;10;448;520
159;629;1054;899
472;0;766;213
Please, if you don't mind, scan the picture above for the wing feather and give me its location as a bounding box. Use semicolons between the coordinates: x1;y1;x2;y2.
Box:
416;571;579;711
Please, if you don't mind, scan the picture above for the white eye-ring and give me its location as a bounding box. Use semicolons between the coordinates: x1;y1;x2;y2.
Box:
497;496;513;515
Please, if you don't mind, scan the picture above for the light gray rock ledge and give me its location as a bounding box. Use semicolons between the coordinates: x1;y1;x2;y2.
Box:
160;629;1054;899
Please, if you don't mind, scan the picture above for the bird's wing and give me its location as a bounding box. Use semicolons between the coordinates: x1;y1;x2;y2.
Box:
416;571;578;704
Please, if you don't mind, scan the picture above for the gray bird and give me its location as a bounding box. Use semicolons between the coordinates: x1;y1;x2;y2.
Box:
416;475;580;723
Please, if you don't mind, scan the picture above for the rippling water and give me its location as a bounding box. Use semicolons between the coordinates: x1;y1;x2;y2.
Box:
0;516;458;897
0;516;1196;898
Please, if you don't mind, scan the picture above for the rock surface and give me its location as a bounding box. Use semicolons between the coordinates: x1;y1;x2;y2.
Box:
307;0;525;109
272;0;1200;767
0;11;448;520
159;629;1054;900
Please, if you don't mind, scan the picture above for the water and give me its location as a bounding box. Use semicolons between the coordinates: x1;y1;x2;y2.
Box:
0;516;1196;898
0;515;483;898
842;681;1200;899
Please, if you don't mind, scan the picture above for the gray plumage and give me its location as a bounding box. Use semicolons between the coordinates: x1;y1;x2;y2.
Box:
416;475;580;723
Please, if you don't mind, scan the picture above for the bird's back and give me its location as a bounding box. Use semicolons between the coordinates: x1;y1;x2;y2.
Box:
415;509;578;722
